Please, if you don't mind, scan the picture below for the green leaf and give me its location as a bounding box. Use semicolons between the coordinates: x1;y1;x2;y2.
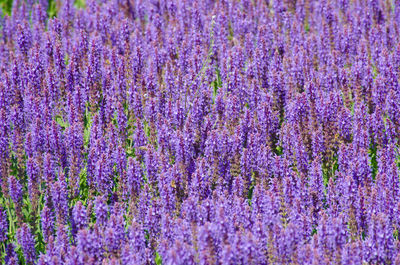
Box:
55;115;69;129
79;167;89;203
83;106;92;147
369;141;378;181
22;208;30;220
47;0;58;18
155;252;163;265
74;0;86;8
0;0;13;15
64;54;69;65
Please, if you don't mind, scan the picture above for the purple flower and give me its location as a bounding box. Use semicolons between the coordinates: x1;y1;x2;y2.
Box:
8;175;23;205
0;207;7;242
76;225;104;264
17;224;37;264
51;171;69;223
16;20;32;55
72;201;87;232
95;153;113;194
105;213;126;255
95;196;108;226
41;206;54;243
5;244;19;265
26;156;40;201
0;0;400;264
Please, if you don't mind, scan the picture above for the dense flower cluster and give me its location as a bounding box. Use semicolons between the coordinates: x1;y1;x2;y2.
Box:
1;0;400;264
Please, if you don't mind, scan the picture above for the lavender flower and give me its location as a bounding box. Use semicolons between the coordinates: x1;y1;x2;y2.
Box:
41;206;54;243
17;224;37;264
1;0;400;264
0;207;7;242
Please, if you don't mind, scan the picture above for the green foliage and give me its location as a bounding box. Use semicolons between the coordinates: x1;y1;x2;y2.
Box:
9;152;20;177
74;0;85;9
34;210;45;254
247;172;256;206
79;167;89;203
0;241;5;262
1;197;16;240
143;119;151;138
304;20;310;33
212;67;222;102
369;141;378;181
47;0;57;18
274;145;283;156
0;0;13;16
83;105;92;148
322;154;339;187
0;0;59;17
21;197;33;225
64;54;69;66
155;252;163;265
55;115;69;130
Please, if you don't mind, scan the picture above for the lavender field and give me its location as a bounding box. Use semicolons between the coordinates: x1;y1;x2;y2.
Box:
0;0;400;264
